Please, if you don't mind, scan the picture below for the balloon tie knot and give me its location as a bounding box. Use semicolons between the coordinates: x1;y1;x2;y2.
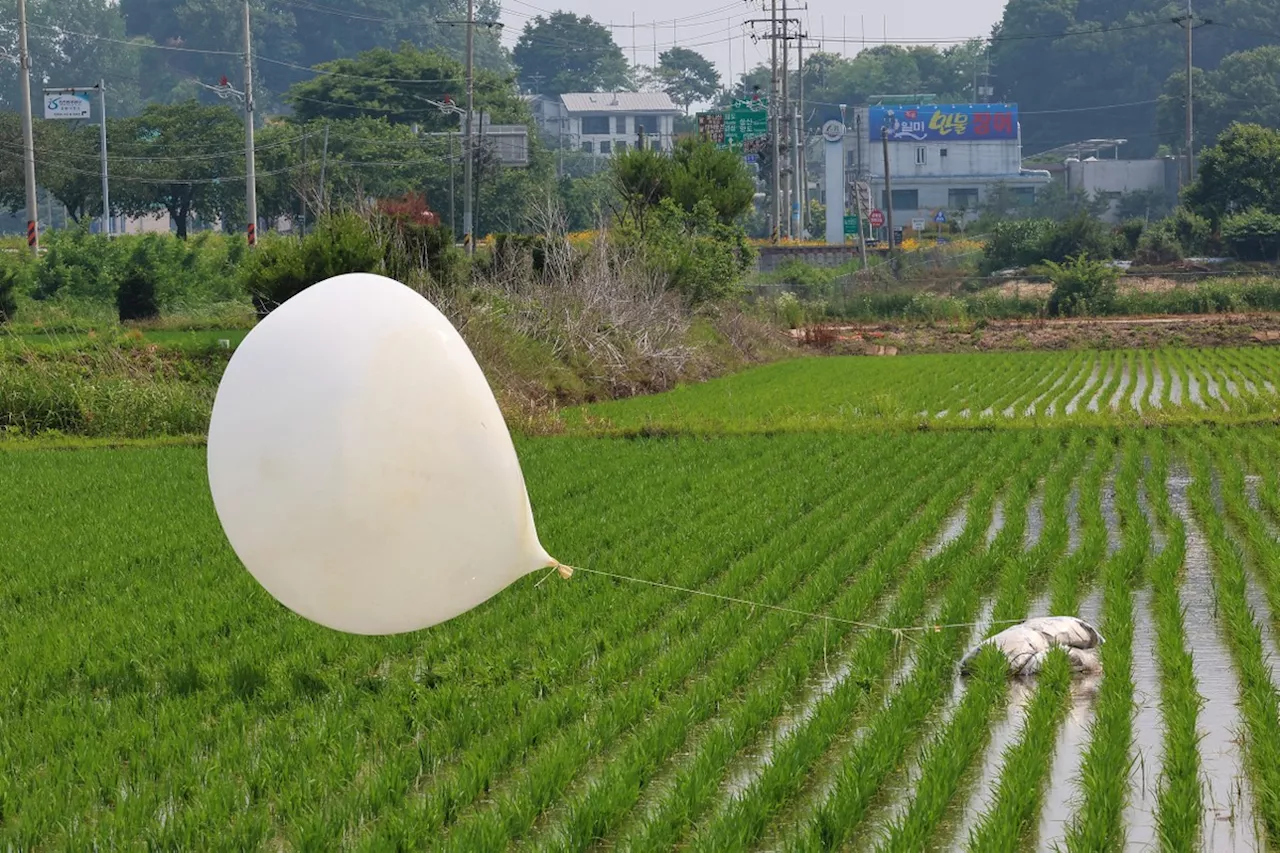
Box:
554;561;575;580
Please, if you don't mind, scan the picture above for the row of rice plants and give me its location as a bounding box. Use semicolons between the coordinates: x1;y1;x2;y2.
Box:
867;438;1057;851
554;437;1035;853
782;435;1065;851
963;434;1112;851
432;438;996;849
1062;436;1149;851
1140;435;1203;848
1183;436;1280;844
668;433;1053;853
0;437;912;846
0;440;794;845
1217;431;1280;637
986;351;1074;418
410;434;955;844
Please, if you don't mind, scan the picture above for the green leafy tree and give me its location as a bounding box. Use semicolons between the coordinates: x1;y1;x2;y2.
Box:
1221;207;1280;260
285;44;522;130
0;0;142;115
654;48;720;114
667;137;756;224
1045;253;1120;317
111;100;244;238
512;13;630;96
1184;123;1280;224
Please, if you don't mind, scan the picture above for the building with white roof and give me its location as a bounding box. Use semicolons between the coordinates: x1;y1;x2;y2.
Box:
526;92;682;155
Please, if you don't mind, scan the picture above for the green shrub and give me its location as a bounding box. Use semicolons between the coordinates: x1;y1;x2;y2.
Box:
627;198;755;304
1039;214;1121;266
1117;218;1146;256
241;212;382;316
31;228;124;302
1135;229;1184;265
1148;207;1214;257
1044;254;1119;317
0;265;17;323
116;246;161;322
904;292;967;323
1221;208;1280;261
771;259;836;300
981;218;1053;272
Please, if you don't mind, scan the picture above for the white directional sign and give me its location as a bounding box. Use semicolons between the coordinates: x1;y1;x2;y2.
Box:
44;91;92;120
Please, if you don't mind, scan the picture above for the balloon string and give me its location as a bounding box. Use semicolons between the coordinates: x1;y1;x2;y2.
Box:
550;564;1030;637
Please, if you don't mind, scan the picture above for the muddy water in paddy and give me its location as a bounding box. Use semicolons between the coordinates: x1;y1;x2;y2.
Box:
1034;671;1103;852
1025;491;1046;551
986;501;1006;547
1065;360;1104;415
1169;472;1262;852
1186;367;1205;407
1169;365;1184;406
1109;362;1133;412
926;507;969;560
1101;475;1122;557
1125;588;1164;852
1130;360;1150;413
1148;362;1166;409
1087;362;1117;413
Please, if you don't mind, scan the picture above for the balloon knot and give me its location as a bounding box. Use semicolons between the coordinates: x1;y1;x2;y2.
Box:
554;561;574;580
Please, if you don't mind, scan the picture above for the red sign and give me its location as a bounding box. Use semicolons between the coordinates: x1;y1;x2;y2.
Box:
869;209;885;228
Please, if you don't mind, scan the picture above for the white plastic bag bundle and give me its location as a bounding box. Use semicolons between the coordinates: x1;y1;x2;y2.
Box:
960;616;1104;677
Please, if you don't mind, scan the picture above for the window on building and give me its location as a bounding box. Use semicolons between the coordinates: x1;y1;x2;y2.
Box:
915;147;927;165
599;140;611;155
581;140;594;154
635;115;660;136
1011;186;1037;206
581;116;610;135
883;189;920;210
948;188;980;210
616;140;627;152
615;116;627;134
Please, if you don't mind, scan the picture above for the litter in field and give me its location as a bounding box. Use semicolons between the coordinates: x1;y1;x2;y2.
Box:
960;616;1104;678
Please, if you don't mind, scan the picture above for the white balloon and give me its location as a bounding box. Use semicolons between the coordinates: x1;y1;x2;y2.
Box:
207;272;557;635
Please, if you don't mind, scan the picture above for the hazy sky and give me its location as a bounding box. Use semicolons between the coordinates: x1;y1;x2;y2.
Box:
497;0;1009;83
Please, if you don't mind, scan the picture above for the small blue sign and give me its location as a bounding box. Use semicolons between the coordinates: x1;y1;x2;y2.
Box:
744;153;759;163
934;210;947;223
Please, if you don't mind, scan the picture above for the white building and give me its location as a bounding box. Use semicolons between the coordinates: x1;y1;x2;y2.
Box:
842;103;1052;229
1063;157;1181;222
526;92;681;155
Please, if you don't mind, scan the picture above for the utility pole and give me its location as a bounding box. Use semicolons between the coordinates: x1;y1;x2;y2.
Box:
797;32;806;237
464;0;475;254
18;0;39;253
770;0;781;243
98;81;110;237
781;0;790;239
436;5;501;253
1173;2;1211;186
882;126;894;263
243;0;258;246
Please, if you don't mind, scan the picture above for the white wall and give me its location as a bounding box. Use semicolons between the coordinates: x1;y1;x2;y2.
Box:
568;114;675;154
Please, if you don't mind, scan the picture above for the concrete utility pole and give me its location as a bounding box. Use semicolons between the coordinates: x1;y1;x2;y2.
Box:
98;81;110;237
18;0;39;253
770;0;781;244
797;33;807;236
781;0;790;239
882;125;894;263
243;0;258;246
464;0;475;254
1173;1;1211;186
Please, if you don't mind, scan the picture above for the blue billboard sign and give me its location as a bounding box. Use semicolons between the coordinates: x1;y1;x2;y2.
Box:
868;104;1018;142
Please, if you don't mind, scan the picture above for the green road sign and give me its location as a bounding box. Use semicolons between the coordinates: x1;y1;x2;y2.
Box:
724;107;769;143
843;214;860;235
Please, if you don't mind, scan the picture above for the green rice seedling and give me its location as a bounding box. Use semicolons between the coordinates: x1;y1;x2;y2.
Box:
1142;436;1203;850
434;440;1001;850
780;440;1062;852
662;435;1052;853
963;650;1074;852
1063;437;1148;852
1183;436;1280;845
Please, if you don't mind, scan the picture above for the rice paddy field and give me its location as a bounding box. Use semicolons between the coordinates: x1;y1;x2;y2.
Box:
5;347;1280;850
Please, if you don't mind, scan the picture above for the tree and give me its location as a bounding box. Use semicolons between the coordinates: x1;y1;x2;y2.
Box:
119;0;509;109
1184;123;1280;225
111;101;244;238
0;113;106;223
667;138;755;224
285;44;523;131
512;13;630;96
655;48;720;114
0;0;143;116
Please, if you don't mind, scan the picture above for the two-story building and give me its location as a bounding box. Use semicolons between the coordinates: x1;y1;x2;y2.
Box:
526;92;681;155
842;103;1052;228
